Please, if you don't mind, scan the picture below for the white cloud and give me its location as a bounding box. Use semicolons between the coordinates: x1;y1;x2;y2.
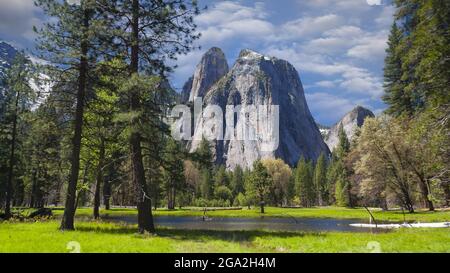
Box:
305;92;357;123
222;19;274;37
375;5;395;27
0;0;41;41
323;26;364;38
303;37;350;54
193;1;274;47
315;80;338;88
346;31;388;60
340;76;383;98
265;45;383;98
305;91;376;125
195;1;268;26
301;0;374;14
279;14;344;40
171;0;392;123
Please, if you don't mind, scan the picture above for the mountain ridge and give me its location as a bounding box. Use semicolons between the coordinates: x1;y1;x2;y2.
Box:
185;47;330;169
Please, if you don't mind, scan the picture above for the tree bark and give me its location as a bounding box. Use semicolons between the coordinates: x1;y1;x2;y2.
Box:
417;174;434;211
168;185;176;210
103;177;111;210
4;84;21;220
130;0;154;233
29;168;38;208
93;138;105;219
60;8;89;231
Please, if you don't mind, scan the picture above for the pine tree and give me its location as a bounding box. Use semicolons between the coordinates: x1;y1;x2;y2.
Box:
383;23;413;116
230;165;244;198
248;161;272;213
195;137;214;172
163;137;185;210
387;0;449;114
35;0;105;230
100;0;199;233
82;60;122;219
331;125;352;207
408;0;450;107
200;168;212;200
1;53;35;219
214;165;229;187
295;157;315;207
314;152;328;206
336;124;350;158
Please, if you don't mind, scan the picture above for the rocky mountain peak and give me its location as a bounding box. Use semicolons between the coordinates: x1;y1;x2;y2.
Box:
188;49;330;169
324;105;375;152
183;47;229;103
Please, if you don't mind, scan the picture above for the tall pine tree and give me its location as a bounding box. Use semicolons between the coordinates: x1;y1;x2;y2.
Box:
1;53;36;219
295;157;315;207
314;152;328;206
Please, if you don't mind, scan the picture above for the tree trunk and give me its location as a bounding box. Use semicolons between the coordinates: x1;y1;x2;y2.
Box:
167;188;172;210
60;8;89;231
93;138;105;219
29;168;38;208
380;198;388;211
172;187;176;209
443;182;450;207
130;0;154;233
168;185;176;210
260;198;265;214
4;85;20;220
418;177;434;211
103;178;111;210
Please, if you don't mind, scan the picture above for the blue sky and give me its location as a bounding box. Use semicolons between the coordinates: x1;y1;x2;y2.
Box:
0;0;394;126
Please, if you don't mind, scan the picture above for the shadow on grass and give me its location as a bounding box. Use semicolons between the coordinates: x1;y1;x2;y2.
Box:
75;221;324;243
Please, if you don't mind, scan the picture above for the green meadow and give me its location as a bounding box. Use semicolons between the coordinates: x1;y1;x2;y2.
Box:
1;207;449;253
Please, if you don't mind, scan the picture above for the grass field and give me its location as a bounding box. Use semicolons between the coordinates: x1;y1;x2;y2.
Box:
0;220;449;253
1;207;449;253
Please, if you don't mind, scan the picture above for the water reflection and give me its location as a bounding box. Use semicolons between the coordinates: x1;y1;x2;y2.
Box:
106;215;389;233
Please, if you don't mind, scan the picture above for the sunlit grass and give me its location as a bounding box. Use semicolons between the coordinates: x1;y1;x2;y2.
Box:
0;220;448;253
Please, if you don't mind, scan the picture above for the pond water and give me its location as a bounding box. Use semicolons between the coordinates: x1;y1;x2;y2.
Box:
106;215;386;233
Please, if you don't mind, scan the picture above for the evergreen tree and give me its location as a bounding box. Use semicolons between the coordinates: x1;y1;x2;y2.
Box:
107;0;199;233
295;157;315;207
335;124;350;158
35;0;105;230
386;0;450;114
247;161;272;213
330;125;352;207
214;165;229;187
230;165;244;198
383;23;412;116
162;137;185;210
195;137;214;172
314;152;328;206
408;0;450;108
0;53;36;219
82;60;122;218
200;168;212;200
24;107;62;208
